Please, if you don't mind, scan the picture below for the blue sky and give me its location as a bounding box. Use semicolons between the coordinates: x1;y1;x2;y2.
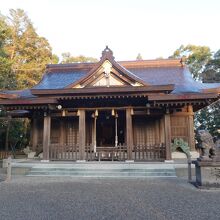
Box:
1;0;220;60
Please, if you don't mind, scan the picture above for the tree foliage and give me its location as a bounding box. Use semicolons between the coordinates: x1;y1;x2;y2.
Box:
136;53;143;60
195;50;220;138
0;9;57;89
0;13;17;89
171;44;212;80
61;52;98;63
0;9;58;151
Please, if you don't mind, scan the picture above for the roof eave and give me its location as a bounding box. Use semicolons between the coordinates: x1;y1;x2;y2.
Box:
30;84;175;96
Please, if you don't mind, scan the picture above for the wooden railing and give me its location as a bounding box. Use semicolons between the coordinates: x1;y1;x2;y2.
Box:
133;143;166;161
49;143;166;161
50;144;79;160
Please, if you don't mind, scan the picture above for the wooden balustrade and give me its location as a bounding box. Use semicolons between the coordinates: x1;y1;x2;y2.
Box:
50;144;79;161
133;143;166;161
49;143;166;161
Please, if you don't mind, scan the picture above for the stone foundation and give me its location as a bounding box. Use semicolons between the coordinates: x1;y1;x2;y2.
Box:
193;160;220;188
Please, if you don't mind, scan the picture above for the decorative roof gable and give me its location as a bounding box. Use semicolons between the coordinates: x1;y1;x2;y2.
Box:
68;46;146;88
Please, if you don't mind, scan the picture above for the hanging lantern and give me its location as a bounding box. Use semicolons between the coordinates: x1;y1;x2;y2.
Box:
76;110;80;116
111;109;115;116
95;109;98;117
62;110;66;117
130;108;134;115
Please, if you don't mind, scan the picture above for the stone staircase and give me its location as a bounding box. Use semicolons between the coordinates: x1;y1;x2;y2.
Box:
26;162;176;178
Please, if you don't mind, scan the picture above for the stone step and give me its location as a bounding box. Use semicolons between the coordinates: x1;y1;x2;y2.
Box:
22;163;175;169
29;168;175;172
27;171;176;177
26;164;177;178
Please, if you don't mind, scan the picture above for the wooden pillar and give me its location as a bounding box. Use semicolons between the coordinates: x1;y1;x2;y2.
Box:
187;105;195;150
31;118;38;151
43;113;51;160
164;113;172;160
126;108;133;160
78;109;86;160
60;119;65;146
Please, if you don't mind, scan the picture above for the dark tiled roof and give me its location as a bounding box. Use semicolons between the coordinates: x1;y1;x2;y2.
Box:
1;59;220;99
33;71;87;89
127;66;211;94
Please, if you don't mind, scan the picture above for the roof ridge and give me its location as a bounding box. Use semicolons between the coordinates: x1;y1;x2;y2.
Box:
46;59;183;72
119;59;183;68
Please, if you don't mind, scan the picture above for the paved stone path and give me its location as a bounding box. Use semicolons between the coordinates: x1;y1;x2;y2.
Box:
0;177;220;220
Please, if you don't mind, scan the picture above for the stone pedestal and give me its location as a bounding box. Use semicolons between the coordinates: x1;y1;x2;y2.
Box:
193;160;220;188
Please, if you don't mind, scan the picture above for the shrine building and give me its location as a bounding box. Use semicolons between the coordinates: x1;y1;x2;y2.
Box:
0;47;220;162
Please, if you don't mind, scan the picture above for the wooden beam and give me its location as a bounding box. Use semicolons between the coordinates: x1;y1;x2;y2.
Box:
126;108;133;160
0;98;58;105
148;93;218;101
78;109;86;160
43;113;51;160
164;113;172;160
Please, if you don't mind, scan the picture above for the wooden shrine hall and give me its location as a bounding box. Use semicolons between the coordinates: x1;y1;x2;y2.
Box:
0;47;220;161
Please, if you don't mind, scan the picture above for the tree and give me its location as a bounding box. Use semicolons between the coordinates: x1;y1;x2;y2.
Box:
136;53;143;60
0;9;59;153
61;52;98;63
171;44;212;80
3;9;56;89
202;49;220;83
195;50;220;138
0;13;17;89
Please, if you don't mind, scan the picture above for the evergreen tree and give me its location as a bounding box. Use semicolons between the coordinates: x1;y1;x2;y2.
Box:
61;52;98;63
136;53;143;60
3;9;55;89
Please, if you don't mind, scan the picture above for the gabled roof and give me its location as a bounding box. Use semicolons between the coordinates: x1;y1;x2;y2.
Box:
1;47;220;102
65;46;147;88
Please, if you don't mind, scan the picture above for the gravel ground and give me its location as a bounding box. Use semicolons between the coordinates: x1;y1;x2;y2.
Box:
0;177;220;220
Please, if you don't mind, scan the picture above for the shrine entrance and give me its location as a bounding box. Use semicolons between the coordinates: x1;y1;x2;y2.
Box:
90;110;126;161
96;110;125;147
